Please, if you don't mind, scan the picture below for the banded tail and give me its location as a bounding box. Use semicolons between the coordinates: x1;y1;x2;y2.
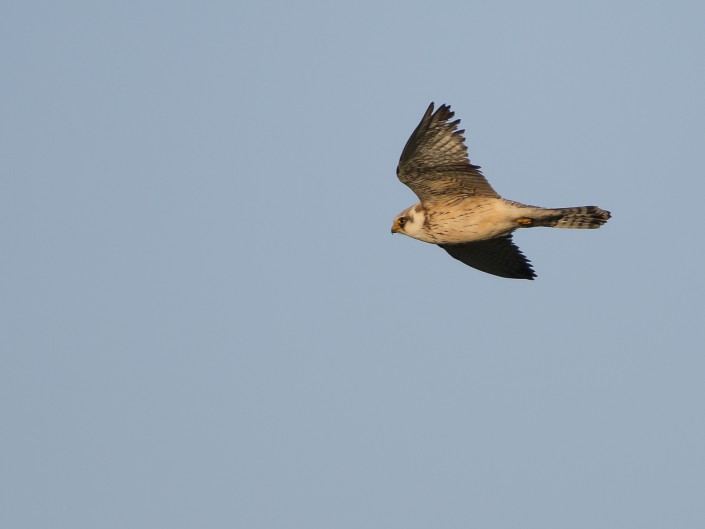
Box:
532;206;611;229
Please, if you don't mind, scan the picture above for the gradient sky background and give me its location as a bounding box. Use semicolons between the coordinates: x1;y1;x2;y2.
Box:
2;1;705;528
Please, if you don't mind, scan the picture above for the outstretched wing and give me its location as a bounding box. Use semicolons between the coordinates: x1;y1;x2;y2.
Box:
397;103;499;205
439;236;536;280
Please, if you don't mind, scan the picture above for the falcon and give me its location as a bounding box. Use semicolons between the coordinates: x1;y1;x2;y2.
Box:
391;102;611;279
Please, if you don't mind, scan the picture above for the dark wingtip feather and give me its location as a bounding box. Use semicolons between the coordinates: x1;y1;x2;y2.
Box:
434;103;455;122
521;268;537;280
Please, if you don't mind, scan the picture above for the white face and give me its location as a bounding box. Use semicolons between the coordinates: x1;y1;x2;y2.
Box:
392;205;426;239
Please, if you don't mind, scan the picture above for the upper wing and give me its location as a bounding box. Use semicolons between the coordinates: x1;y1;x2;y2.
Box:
396;103;499;205
439;236;536;280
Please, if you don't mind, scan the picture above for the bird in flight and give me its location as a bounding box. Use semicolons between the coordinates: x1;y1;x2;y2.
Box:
392;103;611;279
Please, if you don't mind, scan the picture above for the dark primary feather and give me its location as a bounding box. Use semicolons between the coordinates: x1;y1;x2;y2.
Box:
439;236;536;280
397;102;499;205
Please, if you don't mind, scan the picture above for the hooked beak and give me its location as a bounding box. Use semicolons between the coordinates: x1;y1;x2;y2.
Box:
391;219;400;234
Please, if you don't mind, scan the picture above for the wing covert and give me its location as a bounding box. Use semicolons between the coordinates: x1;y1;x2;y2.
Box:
396;103;499;204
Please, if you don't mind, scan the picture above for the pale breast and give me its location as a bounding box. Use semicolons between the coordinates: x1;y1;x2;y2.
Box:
422;197;521;244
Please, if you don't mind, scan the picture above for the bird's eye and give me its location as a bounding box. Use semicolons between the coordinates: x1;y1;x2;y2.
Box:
398;217;407;226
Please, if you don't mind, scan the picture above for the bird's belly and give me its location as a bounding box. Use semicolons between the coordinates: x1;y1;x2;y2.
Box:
424;200;520;244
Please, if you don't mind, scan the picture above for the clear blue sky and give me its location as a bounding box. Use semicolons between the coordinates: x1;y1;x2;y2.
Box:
2;1;704;528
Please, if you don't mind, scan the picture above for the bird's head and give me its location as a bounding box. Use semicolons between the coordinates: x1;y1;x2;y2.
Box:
391;204;425;238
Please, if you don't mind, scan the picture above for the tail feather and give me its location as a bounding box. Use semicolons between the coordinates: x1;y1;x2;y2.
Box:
536;206;611;229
